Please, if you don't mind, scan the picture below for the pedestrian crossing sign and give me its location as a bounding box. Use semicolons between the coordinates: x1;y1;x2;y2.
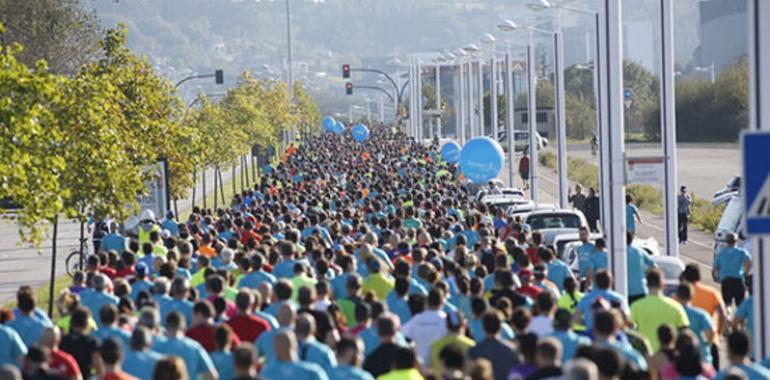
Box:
743;131;770;235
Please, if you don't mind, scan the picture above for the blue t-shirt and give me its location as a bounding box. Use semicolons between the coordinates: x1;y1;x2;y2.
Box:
626;204;639;232
161;220;179;236
130;279;153;302
261;360;329;380
386;292;412;325
715;363;770;380
160;298;194;326
211;351;235;380
547;260;574;291
92;326;131;347
577;289;629;330
591;251;609;274
714;247;752;281
549;330;591;364
257;327;288;363
0;325;26;367
238;271;277;289
100;233;126;253
299;339;337;378
627;245;655;296
123;349;163;380
684;305;715;363
8;314;52;348
332;365;374;380
736;296;754;340
80;290;120;328
577;242;596;278
330;272;353;299
255;311;280;330
154;336;216;379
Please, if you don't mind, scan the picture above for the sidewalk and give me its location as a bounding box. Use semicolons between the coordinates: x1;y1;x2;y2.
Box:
0;162;243;303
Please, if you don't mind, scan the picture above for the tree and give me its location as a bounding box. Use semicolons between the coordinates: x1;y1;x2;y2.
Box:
0;0;101;76
0;25;67;244
294;83;322;135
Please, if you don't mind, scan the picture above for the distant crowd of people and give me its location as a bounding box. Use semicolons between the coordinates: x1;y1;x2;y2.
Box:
0;125;763;380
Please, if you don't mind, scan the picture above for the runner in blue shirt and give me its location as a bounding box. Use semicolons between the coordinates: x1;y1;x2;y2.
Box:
0;324;26;368
332;336;375;380
626;194;642;234
153;312;217;380
575;271;629;331
92;304;130;347
123;327;163;380
296;314;337;378
7;287;53;348
238;254;277;289
715;331;770;380
211;325;236;380
261;330;329;380
626;233;656;304
714;233;752;308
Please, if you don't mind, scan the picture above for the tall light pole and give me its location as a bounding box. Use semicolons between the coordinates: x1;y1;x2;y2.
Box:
481;33;499;139
435;64;442;139
748;0;770;359
498;20;525;189
464;44;481;138
527;30;539;202
604;0;628;296
528;1;608;227
660;0;679;257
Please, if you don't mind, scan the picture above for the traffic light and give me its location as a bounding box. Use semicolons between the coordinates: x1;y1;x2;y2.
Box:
342;64;351;79
215;69;224;84
345;82;353;95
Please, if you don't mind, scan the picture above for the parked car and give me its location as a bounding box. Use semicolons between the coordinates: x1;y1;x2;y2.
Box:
524;209;588;246
479;194;531;211
508;202;557;219
0;197;20;211
497;130;548;152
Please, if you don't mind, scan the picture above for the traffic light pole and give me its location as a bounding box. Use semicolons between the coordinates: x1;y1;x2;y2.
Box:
350;68;402;107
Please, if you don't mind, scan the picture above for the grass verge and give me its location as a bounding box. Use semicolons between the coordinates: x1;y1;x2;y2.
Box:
3;272;71;321
538;150;723;233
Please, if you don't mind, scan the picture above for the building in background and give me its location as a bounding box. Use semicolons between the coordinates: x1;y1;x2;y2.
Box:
698;0;747;75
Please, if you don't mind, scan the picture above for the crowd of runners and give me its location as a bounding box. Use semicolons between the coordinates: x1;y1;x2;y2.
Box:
0;125;766;380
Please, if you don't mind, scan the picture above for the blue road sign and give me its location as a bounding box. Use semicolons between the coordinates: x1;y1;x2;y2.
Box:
743;131;770;235
624;88;634;100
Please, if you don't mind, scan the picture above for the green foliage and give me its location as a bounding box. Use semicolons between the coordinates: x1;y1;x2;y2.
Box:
0;39;67;244
645;58;748;142
627;185;663;215
295;83;322;135
691;194;725;234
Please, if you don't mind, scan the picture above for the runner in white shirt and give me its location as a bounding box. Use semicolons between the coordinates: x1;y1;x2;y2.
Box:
401;288;448;365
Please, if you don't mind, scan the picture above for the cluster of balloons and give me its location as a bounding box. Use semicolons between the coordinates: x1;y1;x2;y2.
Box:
441;137;504;184
322;116;370;141
322;116;346;135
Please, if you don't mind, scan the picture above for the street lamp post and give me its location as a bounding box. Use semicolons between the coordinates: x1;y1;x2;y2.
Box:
482;33;499;139
527;32;539;202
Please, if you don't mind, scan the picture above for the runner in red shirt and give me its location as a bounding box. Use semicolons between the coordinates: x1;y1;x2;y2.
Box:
226;291;270;342
186;301;241;352
40;327;81;380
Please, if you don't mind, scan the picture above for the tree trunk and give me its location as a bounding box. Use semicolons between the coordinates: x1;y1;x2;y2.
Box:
213;167;218;210
202;169;207;210
48;216;58;318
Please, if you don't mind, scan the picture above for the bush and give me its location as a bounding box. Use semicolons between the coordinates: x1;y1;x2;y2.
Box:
627;185;663;215
690;194;725;234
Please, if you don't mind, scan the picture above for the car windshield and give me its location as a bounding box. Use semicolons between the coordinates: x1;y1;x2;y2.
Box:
717;196;743;233
658;261;682;281
527;214;582;230
555;238;580;257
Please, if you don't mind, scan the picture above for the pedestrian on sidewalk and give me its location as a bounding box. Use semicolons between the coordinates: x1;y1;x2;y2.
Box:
583;187;601;233
568;184;586;211
519;151;530;190
626;194;642;235
678;186;692;245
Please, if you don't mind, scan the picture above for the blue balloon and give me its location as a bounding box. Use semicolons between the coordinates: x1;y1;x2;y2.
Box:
332;121;345;135
351;124;370;142
440;141;462;164
323;116;336;131
459;137;505;184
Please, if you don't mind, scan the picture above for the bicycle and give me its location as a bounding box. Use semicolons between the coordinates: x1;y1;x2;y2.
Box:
65;237;92;277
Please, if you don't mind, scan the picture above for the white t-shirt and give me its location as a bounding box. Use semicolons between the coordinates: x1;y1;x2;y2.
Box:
529;315;554;337
401;309;448;365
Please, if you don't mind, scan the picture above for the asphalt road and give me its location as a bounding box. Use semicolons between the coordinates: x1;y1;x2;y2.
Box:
0;163;241;304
